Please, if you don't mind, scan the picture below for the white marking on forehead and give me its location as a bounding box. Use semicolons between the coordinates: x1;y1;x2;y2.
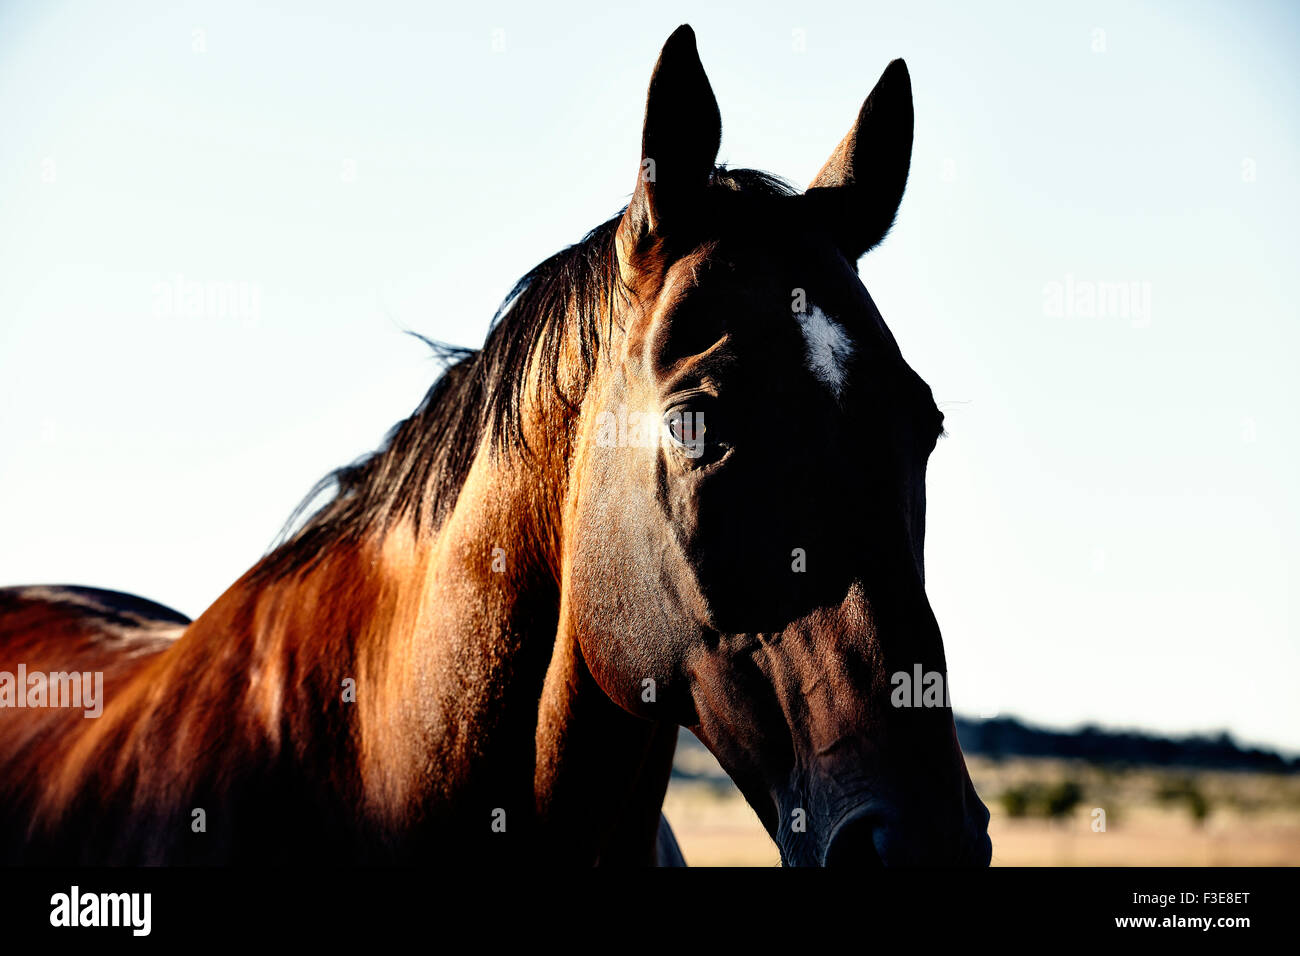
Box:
795;304;854;399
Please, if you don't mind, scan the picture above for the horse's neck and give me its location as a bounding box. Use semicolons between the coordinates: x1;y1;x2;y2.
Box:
535;622;681;863
415;430;678;862
142;423;671;861
178;442;562;822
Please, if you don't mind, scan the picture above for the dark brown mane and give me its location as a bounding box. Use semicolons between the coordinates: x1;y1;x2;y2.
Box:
261;167;796;578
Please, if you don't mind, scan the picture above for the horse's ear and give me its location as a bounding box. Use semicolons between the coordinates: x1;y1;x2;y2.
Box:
624;25;721;239
805;59;914;261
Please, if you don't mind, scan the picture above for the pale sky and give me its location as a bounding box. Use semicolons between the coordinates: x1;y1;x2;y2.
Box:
1;1;1297;752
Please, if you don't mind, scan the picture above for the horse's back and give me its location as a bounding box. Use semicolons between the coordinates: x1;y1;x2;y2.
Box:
0;584;188;671
0;586;189;856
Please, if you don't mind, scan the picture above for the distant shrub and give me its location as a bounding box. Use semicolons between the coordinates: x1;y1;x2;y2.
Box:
1156;776;1212;824
1044;780;1083;819
1000;780;1084;820
1001;787;1032;818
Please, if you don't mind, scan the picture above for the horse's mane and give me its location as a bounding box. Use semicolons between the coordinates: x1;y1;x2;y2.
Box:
260;168;796;578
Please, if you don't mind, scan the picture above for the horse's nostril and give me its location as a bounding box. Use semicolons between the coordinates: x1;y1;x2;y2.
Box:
822;814;884;867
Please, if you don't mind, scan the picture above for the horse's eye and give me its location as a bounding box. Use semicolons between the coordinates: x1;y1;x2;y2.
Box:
664;406;732;466
665;410;704;447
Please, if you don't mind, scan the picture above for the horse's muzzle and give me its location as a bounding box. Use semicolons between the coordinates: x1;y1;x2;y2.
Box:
820;800;993;867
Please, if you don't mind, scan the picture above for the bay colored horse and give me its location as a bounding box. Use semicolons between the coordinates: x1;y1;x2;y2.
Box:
0;26;991;866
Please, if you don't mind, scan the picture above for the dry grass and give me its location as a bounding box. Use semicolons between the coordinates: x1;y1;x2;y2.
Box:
663;750;1300;867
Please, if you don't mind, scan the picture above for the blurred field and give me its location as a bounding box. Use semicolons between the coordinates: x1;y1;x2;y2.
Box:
663;738;1300;866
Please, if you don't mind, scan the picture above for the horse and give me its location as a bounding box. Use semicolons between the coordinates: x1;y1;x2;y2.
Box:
0;25;991;866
